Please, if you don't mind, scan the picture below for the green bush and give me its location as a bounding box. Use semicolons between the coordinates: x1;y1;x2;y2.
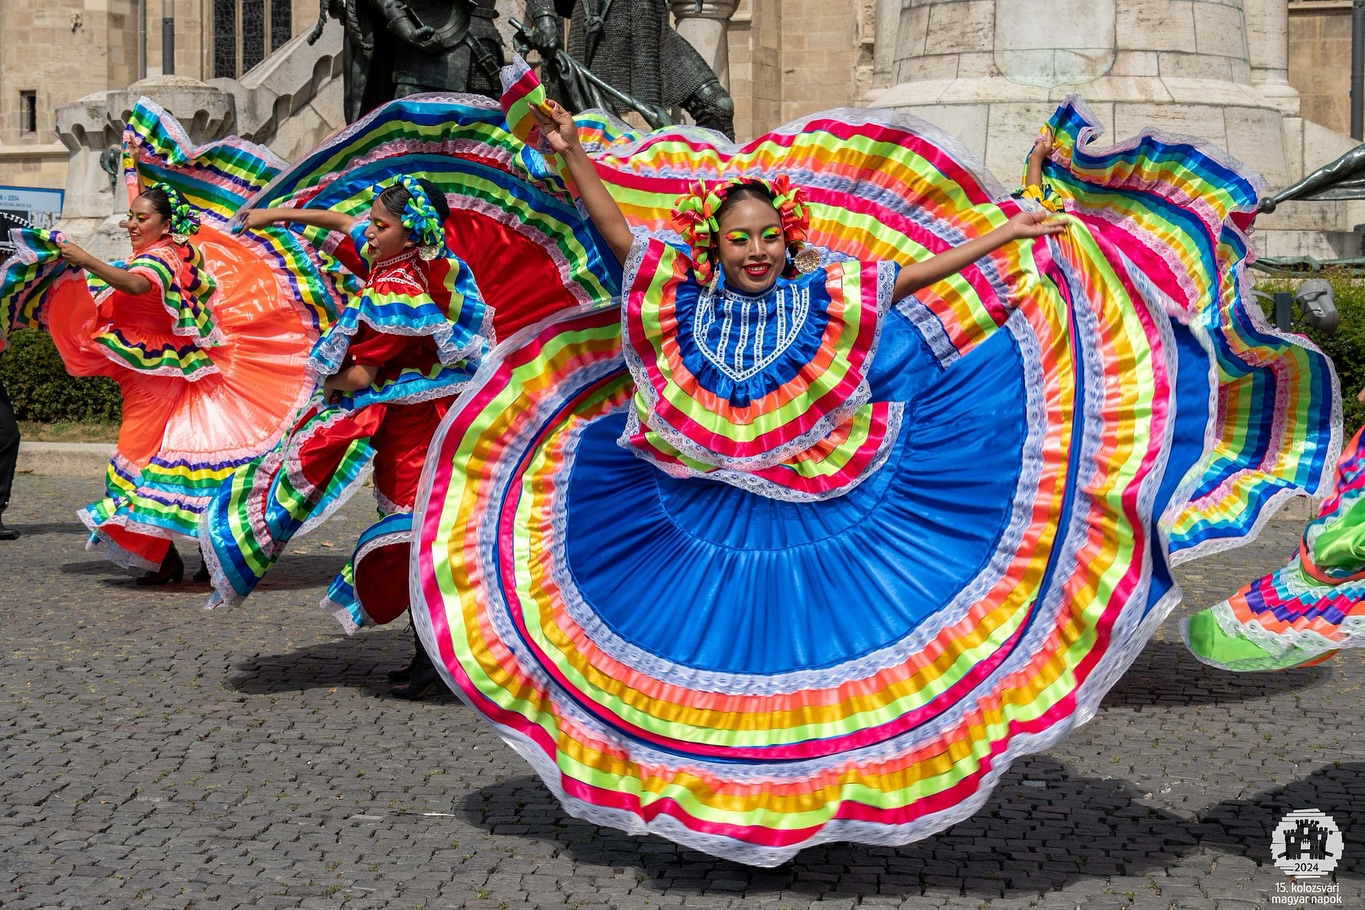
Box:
1253;270;1365;432
0;328;122;422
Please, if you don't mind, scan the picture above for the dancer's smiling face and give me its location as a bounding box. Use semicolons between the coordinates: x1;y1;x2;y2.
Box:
122;195;170;251
364;202;415;261
715;195;786;295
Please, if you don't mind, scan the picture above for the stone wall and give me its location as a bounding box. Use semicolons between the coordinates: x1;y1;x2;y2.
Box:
5;1;1355;194
1289;0;1353;136
142;0;320;81
0;0;142;188
725;0;872;139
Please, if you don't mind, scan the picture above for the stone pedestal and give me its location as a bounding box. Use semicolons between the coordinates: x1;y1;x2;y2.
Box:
56;76;236;260
670;0;741;89
52;20;342;257
873;0;1297;187
1244;0;1299;116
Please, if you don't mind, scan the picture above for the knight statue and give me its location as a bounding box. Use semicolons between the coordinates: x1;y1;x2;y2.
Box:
309;0;507;122
522;0;736;140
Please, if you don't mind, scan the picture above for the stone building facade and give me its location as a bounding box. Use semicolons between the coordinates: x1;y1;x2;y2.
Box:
0;0;317;191
0;0;1358;207
726;0;1361;192
723;0;879;139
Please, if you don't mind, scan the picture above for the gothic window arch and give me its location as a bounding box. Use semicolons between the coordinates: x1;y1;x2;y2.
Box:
213;0;293;78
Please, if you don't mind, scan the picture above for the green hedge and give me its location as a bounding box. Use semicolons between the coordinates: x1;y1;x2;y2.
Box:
0;328;122;422
1253;270;1365;432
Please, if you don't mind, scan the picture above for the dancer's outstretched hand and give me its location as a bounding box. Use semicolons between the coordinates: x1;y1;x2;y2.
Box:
1008;208;1067;240
533;101;580;157
237;209;277;232
56;239;97;270
1027;132;1054;168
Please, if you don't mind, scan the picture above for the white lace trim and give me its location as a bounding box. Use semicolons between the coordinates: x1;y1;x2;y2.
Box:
585;105;1012;202
528;244;1138;753
894;295;960;368
244;91;508;207
693;283;812;383
321;524;413;635
412;583;1189;868
77;508;162;572
448;193;604;312
198;518;236;610
1167;291;1341;565
280;406;374;506
78;499;200;571
308;293;490;384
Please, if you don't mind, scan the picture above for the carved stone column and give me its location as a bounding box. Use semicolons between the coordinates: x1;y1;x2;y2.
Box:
1243;0;1299;114
669;0;741;89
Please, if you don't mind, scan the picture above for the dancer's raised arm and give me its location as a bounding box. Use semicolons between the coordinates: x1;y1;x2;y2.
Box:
1024;132;1053;191
239;207;358;235
891;208;1064;301
533;101;634;265
56;240;152;296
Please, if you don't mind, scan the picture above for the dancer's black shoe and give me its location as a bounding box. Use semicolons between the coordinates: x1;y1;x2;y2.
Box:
192;546;210;582
386;623;422;682
136;544;184;585
390;642;446;700
0;514;17;541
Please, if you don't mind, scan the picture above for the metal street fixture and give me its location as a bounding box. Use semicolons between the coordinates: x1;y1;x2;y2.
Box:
1296;279;1340;333
1253;281;1338;335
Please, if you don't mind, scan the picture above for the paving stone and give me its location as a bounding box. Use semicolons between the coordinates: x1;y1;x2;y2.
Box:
3;476;1365;910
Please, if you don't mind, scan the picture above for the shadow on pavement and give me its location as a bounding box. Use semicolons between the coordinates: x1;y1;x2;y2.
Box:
1102;639;1330;708
459;756;1204;900
10;520;84;536
461;757;1364;898
222;632;461;703
60;559;133;577
225;553;353;591
1195;762;1363;879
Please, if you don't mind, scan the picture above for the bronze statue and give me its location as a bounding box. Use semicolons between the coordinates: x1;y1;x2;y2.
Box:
1260;143;1365;212
523;0;736;140
309;0;506;123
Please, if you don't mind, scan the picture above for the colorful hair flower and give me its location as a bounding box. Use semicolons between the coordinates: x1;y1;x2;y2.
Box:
152;182;200;240
671;180;724;283
764;174;811;245
379;175;446;251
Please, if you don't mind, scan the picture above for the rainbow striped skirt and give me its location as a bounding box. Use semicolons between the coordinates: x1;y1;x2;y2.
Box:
410;100;1338;865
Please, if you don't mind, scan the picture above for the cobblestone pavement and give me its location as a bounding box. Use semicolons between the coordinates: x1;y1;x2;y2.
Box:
1;473;1361;910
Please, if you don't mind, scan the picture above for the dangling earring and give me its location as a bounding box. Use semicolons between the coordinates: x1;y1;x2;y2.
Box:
171;232;189;245
417;244;440;261
792;241;820;274
699;264;720;307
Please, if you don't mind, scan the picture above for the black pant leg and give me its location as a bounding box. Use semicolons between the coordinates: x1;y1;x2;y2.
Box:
0;382;19;514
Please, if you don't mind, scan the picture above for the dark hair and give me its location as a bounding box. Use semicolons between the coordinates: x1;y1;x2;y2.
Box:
138;185;175;222
714;182;778;228
376;177;451;224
